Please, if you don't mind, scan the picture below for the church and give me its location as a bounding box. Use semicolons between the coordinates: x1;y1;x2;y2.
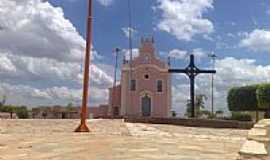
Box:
108;37;171;118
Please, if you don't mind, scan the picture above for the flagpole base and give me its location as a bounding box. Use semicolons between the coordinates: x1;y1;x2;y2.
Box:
75;122;90;132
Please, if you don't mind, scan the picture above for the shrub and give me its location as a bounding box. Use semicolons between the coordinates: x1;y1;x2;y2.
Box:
257;83;270;109
171;111;177;117
227;85;258;111
231;112;252;121
15;106;29;119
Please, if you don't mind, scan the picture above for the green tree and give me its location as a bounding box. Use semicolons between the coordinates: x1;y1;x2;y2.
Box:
185;94;208;118
66;102;75;112
227;85;258;111
15;106;29;119
0;95;6;111
171;111;177;117
257;83;270;118
195;94;208;115
215;110;224;114
185;99;192;117
228;85;260;121
2;105;16;118
231;112;252;121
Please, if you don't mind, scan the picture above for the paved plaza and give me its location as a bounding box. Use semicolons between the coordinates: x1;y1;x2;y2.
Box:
0;119;248;160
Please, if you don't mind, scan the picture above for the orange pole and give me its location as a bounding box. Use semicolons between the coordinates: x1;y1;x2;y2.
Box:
75;0;92;132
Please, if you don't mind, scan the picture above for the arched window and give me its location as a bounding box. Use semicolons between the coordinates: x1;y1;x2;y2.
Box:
130;80;136;91
157;80;163;92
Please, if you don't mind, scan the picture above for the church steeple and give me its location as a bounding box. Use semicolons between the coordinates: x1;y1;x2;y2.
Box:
139;37;155;57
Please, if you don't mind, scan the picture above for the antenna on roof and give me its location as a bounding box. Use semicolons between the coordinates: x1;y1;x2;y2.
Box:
128;0;133;63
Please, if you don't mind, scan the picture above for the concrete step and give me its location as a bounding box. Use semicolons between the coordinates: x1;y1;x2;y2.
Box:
239;119;270;159
248;128;270;143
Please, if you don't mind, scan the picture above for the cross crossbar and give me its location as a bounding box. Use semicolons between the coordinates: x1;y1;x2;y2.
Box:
169;54;216;118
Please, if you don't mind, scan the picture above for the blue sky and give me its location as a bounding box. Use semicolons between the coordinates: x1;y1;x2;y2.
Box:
1;0;270;115
49;0;270;66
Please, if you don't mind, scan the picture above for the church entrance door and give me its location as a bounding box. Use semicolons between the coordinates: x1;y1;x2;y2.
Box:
142;95;151;117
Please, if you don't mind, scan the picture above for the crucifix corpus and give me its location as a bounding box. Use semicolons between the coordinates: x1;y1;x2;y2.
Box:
169;54;216;118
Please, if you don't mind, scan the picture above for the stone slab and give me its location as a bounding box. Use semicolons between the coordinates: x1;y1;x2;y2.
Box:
239;140;267;155
249;128;267;137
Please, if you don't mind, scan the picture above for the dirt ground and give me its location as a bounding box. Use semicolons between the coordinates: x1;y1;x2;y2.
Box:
0;119;248;160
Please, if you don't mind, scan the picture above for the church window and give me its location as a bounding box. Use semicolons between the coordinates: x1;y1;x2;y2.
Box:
157;80;163;92
144;74;149;79
130;80;136;91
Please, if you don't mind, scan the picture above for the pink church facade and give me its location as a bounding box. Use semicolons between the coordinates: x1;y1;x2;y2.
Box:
109;38;171;118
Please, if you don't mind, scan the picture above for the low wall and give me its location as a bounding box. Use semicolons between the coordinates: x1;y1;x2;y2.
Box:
93;115;124;119
124;117;254;129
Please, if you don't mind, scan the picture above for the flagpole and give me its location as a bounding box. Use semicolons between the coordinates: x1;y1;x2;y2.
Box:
75;0;92;132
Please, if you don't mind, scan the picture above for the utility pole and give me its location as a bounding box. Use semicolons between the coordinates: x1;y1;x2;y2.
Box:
208;52;217;118
75;0;92;132
126;0;133;117
112;48;121;116
113;48;121;87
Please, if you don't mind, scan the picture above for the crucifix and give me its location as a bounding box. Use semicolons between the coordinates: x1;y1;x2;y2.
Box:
169;54;216;118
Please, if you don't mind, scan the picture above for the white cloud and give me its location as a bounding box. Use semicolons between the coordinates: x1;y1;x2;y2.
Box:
215;57;270;83
122;48;139;61
0;83;108;107
67;0;114;6
0;54;16;73
171;56;270;115
121;27;137;38
199;57;270;113
240;29;270;52
156;0;214;41
0;0;113;106
168;48;207;61
191;48;207;60
0;0;87;62
168;49;187;59
96;0;114;7
227;33;235;38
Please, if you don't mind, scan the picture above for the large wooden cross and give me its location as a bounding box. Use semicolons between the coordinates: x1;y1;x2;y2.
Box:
169;54;216;118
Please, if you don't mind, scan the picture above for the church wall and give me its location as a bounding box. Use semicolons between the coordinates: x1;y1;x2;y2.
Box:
119;38;171;118
122;66;171;118
108;85;121;116
120;70;128;116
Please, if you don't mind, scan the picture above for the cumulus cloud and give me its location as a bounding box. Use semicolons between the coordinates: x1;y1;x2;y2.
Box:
0;0;113;106
0;82;108;106
191;48;207;60
0;0;86;62
211;57;270;111
96;0;114;7
122;48;139;61
121;27;137;38
156;0;214;41
168;49;187;59
240;29;270;52
168;48;207;61
170;55;270;116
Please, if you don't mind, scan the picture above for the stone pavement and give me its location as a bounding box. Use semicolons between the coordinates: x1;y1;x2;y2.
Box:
238;119;270;160
0;119;248;160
